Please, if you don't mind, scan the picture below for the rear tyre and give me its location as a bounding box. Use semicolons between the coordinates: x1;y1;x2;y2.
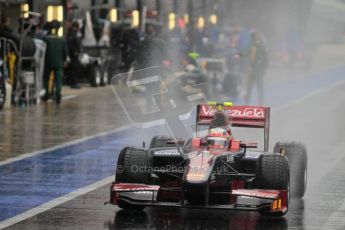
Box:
115;147;152;210
89;65;101;87
149;135;177;148
256;154;290;216
274;142;307;199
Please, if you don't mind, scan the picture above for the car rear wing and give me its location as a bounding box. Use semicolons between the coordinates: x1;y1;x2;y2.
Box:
196;104;270;151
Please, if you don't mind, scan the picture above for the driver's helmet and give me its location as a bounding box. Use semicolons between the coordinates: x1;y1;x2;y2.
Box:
206;127;230;149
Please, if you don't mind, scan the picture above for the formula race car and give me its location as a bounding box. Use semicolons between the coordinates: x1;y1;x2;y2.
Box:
107;102;307;216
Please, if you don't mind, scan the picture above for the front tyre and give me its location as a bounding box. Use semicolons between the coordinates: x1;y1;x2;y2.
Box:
256;154;290;216
115;147;152;184
274;142;307;198
115;147;152;210
256;154;289;190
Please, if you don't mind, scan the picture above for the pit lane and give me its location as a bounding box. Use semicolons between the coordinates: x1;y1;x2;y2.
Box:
1;66;345;229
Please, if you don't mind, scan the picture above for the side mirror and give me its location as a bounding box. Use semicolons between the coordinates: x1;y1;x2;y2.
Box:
200;139;208;147
190;138;204;149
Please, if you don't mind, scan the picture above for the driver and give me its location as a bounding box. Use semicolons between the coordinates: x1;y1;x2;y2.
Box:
206;127;231;149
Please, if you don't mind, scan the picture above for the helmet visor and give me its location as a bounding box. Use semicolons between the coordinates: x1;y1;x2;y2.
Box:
207;137;229;149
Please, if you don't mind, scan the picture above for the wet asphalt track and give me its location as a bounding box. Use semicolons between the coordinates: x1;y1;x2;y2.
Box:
1;67;345;229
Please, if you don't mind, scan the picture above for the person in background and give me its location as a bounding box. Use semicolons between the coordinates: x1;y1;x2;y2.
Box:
236;26;253;96
0;15;12;33
0;15;17;84
43;20;68;104
34;15;48;39
134;24;166;69
0;15;20;46
245;31;268;105
67;21;82;89
194;26;206;56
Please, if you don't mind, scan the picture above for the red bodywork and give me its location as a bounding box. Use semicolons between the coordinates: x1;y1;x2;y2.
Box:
109;104;288;215
110;182;288;214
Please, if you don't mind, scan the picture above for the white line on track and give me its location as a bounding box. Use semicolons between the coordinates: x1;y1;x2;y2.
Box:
1;78;345;228
322;201;345;230
0;125;130;167
271;79;345;113
0;176;114;229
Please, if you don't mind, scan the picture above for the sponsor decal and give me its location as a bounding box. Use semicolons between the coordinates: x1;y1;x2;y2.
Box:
133;191;153;195
115;187;156;191
120;190;157;201
153;150;181;156
244;151;262;159
226;155;235;163
244;142;258;147
200;105;265;119
232;190;277;199
244;155;260;159
114;184;159;191
236;196;268;206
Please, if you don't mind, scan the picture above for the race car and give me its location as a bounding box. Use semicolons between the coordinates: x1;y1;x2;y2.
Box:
107;102;307;216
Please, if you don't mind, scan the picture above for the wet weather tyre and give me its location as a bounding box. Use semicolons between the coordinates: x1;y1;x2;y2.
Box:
115;147;152;184
256;154;290;216
89;65;102;87
115;147;152;210
149;135;177;148
274;142;307;199
256;154;289;190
